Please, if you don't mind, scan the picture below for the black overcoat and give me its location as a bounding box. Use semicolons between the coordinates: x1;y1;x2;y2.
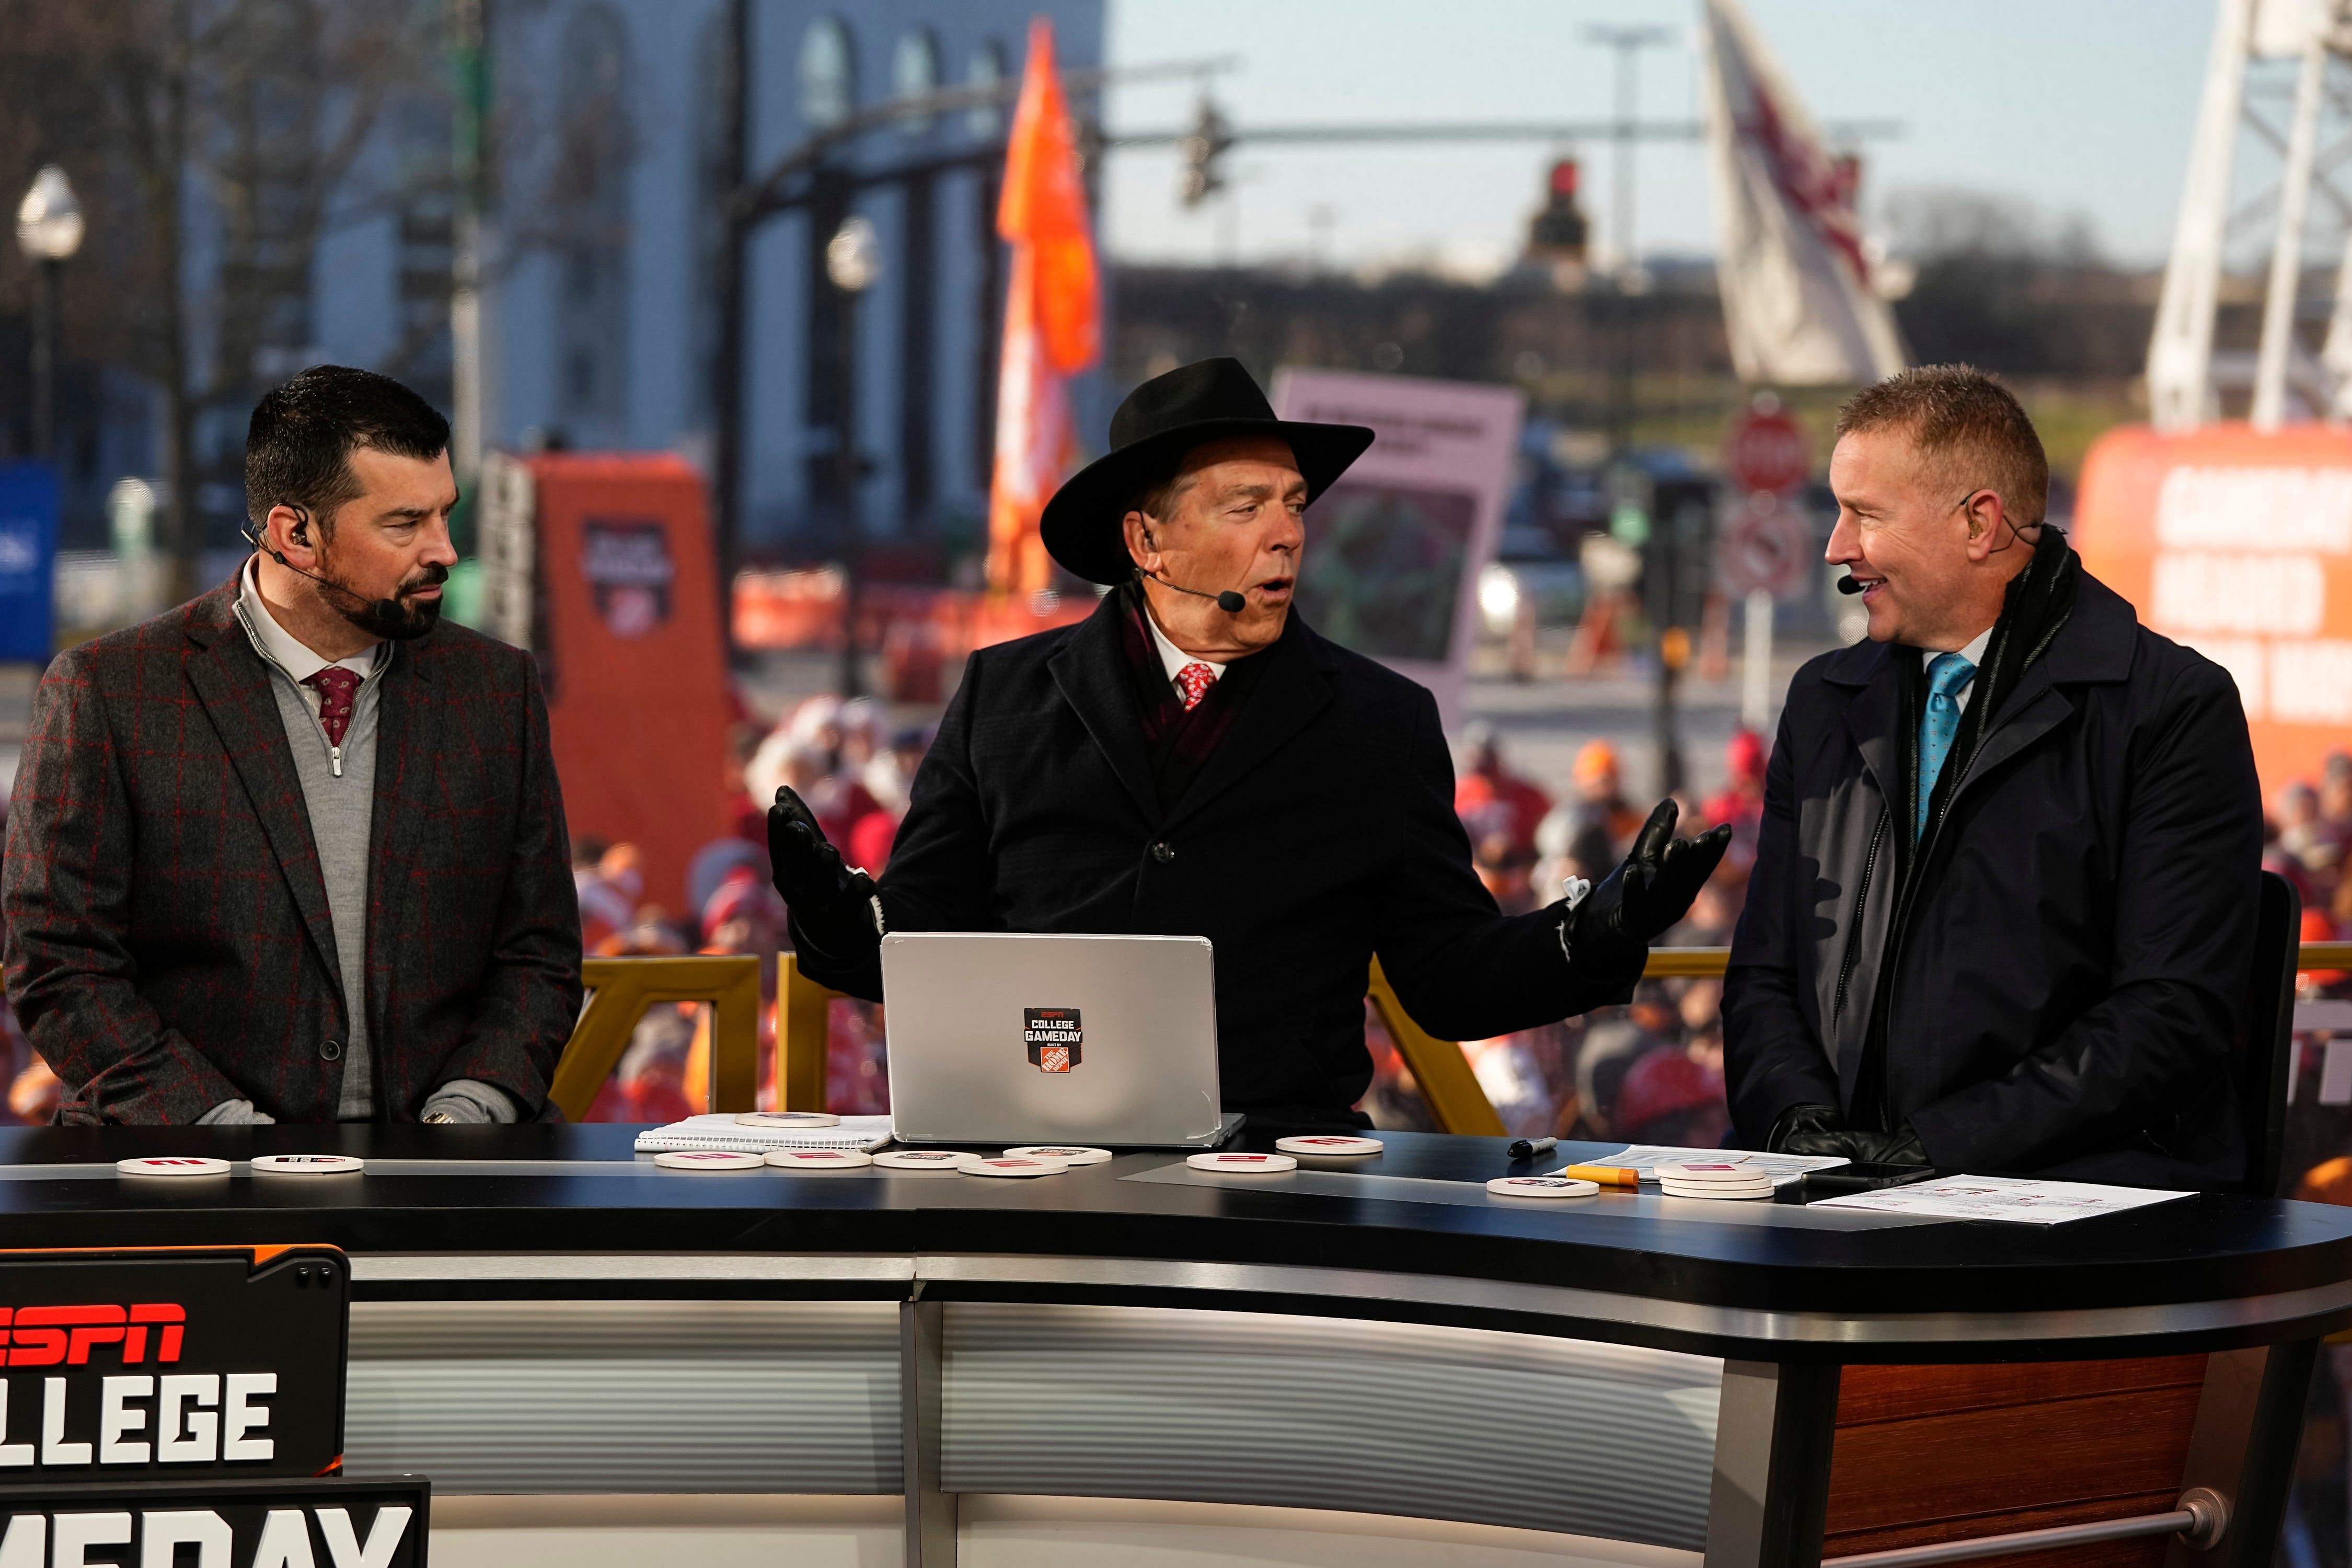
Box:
800;592;1635;1117
1722;569;2263;1189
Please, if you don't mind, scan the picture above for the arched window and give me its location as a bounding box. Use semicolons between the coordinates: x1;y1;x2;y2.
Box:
965;40;1008;139
799;17;855;131
892;29;940;136
554;3;633;433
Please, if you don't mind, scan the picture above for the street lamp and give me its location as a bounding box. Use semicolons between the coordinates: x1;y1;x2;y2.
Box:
16;165;85;461
825;214;881;696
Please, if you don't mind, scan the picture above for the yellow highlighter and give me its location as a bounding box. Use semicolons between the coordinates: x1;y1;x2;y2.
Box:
1557;1163;1641;1189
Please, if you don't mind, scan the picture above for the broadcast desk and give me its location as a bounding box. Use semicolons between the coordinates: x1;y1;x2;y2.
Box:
11;1125;2352;1568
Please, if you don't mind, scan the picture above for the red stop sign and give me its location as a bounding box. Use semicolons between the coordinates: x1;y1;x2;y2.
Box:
1725;404;1811;495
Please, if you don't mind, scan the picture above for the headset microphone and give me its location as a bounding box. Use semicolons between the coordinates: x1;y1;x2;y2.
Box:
1836;574;1866;596
1140;568;1246;614
243;508;429;637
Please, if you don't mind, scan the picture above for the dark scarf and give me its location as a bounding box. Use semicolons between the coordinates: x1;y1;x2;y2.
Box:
1899;524;2081;858
1116;582;1270;811
1854;524;2080;1129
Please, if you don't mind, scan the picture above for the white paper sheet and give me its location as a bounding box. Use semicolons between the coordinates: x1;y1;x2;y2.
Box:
1563;1145;1850;1187
1807;1174;2192;1225
632;1113;895;1155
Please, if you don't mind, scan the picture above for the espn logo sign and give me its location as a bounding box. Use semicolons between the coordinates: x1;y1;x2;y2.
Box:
0;1305;185;1368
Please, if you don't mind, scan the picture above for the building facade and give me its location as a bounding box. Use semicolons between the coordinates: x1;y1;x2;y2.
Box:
391;0;1100;566
36;0;1102;573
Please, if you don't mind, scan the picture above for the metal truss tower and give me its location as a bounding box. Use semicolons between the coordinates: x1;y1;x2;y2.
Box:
2149;0;2352;431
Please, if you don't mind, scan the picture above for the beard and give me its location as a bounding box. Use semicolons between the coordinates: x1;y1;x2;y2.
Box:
318;560;448;641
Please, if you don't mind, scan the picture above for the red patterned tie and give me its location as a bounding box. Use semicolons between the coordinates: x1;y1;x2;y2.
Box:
304;667;361;747
1174;662;1216;712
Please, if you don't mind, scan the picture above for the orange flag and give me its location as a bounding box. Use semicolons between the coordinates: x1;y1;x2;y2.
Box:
986;18;1100;596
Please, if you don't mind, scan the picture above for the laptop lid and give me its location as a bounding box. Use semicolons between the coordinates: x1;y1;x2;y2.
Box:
880;932;1223;1146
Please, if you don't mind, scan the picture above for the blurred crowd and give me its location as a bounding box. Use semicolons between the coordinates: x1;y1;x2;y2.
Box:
573;695;932;1123
2265;752;2352;1207
1358;725;1767;1145
2270;753;2352;972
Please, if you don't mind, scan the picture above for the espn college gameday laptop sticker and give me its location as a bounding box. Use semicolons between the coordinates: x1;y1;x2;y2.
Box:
1024;1008;1082;1073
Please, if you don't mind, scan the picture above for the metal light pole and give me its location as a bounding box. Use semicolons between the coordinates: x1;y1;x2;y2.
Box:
16;165;85;460
826;214;881;697
1585;25;1672;455
448;0;492;495
710;0;751;660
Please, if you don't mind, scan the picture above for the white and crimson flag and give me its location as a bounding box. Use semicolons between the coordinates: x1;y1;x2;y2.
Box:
986;18;1100;595
1699;0;1906;385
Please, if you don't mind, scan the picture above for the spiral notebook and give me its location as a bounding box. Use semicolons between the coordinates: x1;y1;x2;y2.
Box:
632;1113;895;1155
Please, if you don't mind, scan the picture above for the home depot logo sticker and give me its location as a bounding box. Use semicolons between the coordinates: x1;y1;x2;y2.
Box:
1024;1009;1082;1073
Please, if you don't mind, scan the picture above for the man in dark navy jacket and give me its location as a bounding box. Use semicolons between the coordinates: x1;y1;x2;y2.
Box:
1724;366;2262;1189
770;359;1727;1128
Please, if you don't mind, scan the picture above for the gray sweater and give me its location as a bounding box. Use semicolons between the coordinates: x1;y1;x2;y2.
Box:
235;590;384;1119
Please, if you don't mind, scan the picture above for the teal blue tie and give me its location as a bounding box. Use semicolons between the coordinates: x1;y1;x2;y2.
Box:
1916;652;1976;839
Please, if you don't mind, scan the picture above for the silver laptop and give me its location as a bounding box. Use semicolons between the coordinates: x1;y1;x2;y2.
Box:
880;931;1237;1147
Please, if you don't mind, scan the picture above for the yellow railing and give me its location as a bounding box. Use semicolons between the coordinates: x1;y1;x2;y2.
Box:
1368;959;1507;1136
550;954;763;1121
728;943;2352;1136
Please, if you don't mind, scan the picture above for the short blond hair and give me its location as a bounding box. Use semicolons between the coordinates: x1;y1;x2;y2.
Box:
1837;364;2048;525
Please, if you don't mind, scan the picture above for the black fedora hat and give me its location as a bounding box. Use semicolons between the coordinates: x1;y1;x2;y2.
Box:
1040;358;1375;586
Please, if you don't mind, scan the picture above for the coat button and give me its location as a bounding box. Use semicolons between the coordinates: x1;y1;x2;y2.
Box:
1150;841;1174;863
319;1039;343;1062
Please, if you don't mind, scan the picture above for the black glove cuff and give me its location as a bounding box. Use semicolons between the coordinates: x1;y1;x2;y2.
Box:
786;874;885;965
1552;889;1646;987
1767;1102;1841;1153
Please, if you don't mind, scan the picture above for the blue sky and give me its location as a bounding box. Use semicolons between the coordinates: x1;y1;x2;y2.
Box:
1101;0;2222;272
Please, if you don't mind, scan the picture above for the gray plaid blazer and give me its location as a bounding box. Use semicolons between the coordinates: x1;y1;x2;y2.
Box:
2;578;582;1123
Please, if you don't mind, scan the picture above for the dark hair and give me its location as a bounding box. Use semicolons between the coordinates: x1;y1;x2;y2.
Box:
1836;363;2049;525
244;365;450;535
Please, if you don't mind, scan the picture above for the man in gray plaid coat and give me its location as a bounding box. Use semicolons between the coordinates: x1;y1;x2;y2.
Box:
1;366;581;1124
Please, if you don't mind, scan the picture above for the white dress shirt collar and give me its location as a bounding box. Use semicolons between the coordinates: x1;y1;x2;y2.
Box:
1926;626;1996;714
1143;603;1225;688
237;555;380;683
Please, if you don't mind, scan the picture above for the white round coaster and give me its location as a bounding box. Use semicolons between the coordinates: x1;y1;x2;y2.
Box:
737;1111;840;1128
764;1148;873;1170
1003;1145;1112;1166
1659;1180;1773;1201
1186;1152;1298;1174
1487;1176;1601;1199
654;1150;765;1171
1656;1162;1773;1183
117;1157;230;1178
249;1154;365;1175
873;1149;981;1171
962;1156;1069;1178
1274;1135;1382;1157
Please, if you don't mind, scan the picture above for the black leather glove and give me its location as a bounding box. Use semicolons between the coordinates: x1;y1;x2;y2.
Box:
1772;1103;1928;1168
767;787;886;963
1767;1102;1842;1152
1562;799;1733;980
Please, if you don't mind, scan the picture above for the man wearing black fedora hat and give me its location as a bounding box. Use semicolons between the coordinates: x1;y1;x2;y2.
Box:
771;358;1727;1128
